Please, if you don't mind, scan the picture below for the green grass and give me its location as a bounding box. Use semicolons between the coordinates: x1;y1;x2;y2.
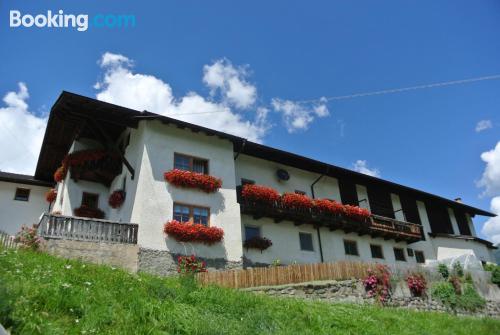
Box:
0;249;499;335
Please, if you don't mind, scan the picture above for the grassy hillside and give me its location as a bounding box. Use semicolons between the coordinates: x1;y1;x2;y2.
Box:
0;249;499;335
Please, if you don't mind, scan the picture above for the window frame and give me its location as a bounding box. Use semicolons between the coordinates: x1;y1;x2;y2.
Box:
370;244;384;259
81;192;99;209
244;225;261;240
393;247;407;262
343;239;359;256
173;202;211;226
14;188;30;202
299;232;314;251
415;250;425;264
174;152;209;175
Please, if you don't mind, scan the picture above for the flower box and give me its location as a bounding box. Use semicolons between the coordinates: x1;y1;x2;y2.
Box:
241;184;280;204
243;236;272;251
164;169;222;193
45;188;57;203
108;190;126;209
163;220;224;244
344;205;371;222
74;206;105;219
281;193;314;211
313;199;345;215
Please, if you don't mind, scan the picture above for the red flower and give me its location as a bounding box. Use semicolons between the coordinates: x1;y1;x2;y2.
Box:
363;264;392;304
281;193;314;210
74;206;105;219
108;190;126;209
163;220;224;244
54;166;67;183
241;184;280;204
344;205;371;222
314;199;345;215
177;255;207;274
406;273;427;297
45;188;57;203
164;169;222;193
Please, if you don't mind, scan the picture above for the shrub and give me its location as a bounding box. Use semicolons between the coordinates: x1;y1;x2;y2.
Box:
438;263;449;279
464;272;473;284
164;169;222;193
449;275;462;294
177;255;207;274
163;220;224;245
14;225;44;251
241;184;280;204
457;283;486;311
491;266;500;287
452;261;464;278
406;273;427;297
432;282;457;309
363;264;391;303
243;236;272;251
108;190;126;209
281;193;314;210
432;281;486;312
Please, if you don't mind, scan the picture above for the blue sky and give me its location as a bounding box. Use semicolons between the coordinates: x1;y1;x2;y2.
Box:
1;1;500;240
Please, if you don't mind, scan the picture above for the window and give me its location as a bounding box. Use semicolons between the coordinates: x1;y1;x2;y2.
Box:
14;188;30;201
299;232;314;251
394;248;406;261
241;179;255;186
295;190;306;195
174;153;208;174
244;226;260;240
415;251;425;264
344;240;359;256
81;192;99;209
370;244;384;259
173;203;210;226
407;248;414;257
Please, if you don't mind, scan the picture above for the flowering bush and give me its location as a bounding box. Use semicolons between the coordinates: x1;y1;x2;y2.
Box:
243;236;273;251
74;206;105;219
407;273;427;297
344;205;371;222
45;188;57;203
14;225;44;251
241;184;280;204
163;220;224;245
108;190;126;209
177;255;207;274
54;166;67;183
281;193;314;210
363;264;391;303
314;199;345;215
164;169;222;193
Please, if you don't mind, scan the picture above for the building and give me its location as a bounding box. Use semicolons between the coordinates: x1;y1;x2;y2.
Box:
1;91;497;274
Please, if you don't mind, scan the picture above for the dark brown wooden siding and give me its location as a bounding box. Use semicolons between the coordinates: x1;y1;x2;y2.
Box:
338;179;359;206
426;203;454;234
367;186;395;219
399;194;421;225
454;210;472;236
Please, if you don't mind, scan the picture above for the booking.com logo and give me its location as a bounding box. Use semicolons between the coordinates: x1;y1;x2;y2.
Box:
9;10;136;32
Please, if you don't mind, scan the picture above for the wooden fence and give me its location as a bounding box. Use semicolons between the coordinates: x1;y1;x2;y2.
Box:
0;230;18;249
196;261;371;289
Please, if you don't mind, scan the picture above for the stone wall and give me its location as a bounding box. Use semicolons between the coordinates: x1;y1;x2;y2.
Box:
44;239;139;272
245;279;500;318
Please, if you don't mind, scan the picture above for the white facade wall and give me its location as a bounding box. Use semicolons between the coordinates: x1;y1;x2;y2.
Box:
0;181;50;235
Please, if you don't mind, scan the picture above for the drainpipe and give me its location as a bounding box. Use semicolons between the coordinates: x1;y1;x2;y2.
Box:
311;174;325;263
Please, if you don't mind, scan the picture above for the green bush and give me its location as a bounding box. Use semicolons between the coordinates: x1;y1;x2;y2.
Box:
452;262;464;278
438;263;449;279
457;284;486;312
491;266;500;287
432;282;457;309
432;282;486;312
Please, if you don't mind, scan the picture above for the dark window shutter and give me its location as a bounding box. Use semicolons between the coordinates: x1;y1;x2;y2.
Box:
426;203;453;234
367;186;394;218
399;194;421;225
454;210;472;236
338;179;358;206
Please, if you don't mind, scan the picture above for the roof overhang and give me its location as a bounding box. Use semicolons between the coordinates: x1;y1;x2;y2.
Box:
0;172;54;187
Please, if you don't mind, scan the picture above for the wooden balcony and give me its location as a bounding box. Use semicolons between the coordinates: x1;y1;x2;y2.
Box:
38;214;138;244
238;198;422;243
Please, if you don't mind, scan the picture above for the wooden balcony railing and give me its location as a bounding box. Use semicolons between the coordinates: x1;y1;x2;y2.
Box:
38;214;138;244
238;195;422;243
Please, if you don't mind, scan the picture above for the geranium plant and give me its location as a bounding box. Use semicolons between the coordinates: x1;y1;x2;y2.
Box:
177;255;207;274
406;273;427;297
53;149;120;183
54;166;67;183
108;190;126;209
164;169;222;193
314;199;345;215
163;220;224;244
281;193;314;211
74;206;105;219
14;225;44;251
243;236;272;251
45;188;57;203
344;205;371;222
363;264;391;303
241;184;280;204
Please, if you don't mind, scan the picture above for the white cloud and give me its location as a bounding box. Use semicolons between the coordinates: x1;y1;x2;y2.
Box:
271;98;329;133
475;120;493;133
477;141;500;196
202;59;256;109
481;197;500;244
0;83;47;174
95;53;267;142
352;160;380;177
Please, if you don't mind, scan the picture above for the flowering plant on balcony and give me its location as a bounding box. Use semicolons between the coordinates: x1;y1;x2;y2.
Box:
54;149;121;183
406;273;427;297
281;193;314;210
54;166;67;183
363;264;391;304
74;206;105;219
108;190;126;209
45;188;57;203
313;199;345;215
344;205;371;222
163;220;224;245
177;255;207;274
241;184;280;204
164;169;222;193
243;236;273;251
14;224;44;251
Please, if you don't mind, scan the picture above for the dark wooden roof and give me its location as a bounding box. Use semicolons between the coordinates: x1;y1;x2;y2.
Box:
0;172;53;187
35;91;495;218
